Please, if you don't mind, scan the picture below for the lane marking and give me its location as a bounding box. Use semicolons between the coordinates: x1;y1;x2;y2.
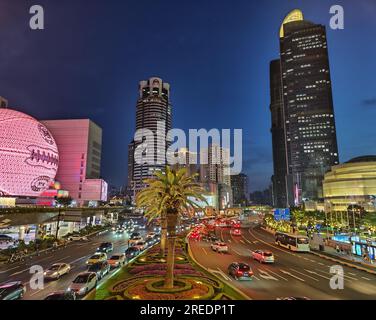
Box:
258;270;278;281
263;268;288;281
348;272;357;276
289;268;319;282
231;248;243;256
53;256;71;263
240;240;245;244
280;269;305;282
305;269;331;280
318;262;325;266
253;275;260;281
362;277;371;281
201;248;208;255
9;268;30;277
0;266;21;274
216;268;232;282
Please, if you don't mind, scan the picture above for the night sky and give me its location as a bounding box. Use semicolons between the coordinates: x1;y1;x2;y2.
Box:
0;0;375;192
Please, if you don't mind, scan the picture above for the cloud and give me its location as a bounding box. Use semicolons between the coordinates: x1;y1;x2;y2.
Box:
362;98;376;107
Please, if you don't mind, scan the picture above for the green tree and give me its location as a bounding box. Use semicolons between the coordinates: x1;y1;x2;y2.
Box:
136;167;207;289
55;196;73;207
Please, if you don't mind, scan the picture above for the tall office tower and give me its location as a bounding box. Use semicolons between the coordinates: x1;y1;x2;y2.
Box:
0;97;8;108
42;119;107;206
270;9;339;206
129;77;172;191
173;148;199;179
127;141;135;188
200;144;233;209
231;173;248;206
200;144;231;187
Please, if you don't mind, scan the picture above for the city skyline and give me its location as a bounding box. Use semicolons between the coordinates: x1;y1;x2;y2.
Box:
0;1;375;192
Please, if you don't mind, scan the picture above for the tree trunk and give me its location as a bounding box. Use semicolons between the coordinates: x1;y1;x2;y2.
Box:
160;217;167;256
164;210;178;289
165;236;176;289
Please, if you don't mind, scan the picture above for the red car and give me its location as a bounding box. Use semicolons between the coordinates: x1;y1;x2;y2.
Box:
230;229;242;236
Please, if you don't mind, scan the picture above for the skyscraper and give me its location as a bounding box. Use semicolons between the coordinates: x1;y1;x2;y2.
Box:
231;173;248;206
128;77;172;191
270;9;339;207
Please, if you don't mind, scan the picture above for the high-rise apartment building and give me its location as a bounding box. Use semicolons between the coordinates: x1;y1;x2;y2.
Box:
270;9;339;207
42;119;107;205
128;77;172;191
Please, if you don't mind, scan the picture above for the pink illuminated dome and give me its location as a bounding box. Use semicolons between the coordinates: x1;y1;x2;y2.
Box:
0;108;59;197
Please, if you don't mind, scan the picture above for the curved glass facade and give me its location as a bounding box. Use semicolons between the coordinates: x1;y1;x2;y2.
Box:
323;158;376;212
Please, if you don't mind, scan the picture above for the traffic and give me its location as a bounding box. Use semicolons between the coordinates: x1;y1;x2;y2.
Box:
0;219;161;300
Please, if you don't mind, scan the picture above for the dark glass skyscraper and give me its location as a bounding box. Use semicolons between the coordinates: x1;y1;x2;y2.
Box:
270;9;339;207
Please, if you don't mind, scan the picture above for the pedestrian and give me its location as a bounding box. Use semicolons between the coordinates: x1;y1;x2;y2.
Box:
336;244;340;253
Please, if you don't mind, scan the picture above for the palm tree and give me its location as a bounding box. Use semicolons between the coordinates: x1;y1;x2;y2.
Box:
136;166;207;289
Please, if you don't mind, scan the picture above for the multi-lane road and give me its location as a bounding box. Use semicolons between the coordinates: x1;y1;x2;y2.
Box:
0;229;143;300
190;223;376;300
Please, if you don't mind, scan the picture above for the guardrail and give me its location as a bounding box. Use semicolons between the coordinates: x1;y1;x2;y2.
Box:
0;228;110;266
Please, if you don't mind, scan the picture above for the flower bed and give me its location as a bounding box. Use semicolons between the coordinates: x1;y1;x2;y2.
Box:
123;276;215;300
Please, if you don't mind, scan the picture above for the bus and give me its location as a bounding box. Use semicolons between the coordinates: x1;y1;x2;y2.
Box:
275;232;310;252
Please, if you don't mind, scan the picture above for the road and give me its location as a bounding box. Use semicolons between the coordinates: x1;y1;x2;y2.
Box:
189;224;376;300
0;229;147;300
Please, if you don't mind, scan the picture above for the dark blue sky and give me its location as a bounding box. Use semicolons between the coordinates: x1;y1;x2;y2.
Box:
0;0;375;192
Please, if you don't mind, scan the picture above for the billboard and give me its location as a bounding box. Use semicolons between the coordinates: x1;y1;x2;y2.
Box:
274;208;291;221
0;109;59;197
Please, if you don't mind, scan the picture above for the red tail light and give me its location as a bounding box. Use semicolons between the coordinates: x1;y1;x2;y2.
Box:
236;271;243;277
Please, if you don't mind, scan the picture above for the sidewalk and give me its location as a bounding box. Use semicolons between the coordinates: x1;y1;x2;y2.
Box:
310;245;376;275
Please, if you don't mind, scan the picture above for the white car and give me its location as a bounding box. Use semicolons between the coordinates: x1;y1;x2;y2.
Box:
251;250;275;264
133;241;146;251
211;241;229;253
68;235;88;242
107;253;126;268
68;272;97;297
86;253;107;266
44;263;71;280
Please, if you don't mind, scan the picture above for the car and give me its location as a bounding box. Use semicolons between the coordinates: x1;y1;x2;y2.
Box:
129;236;143;245
133;241;146;251
44;263;71;280
87;261;110;280
146;232;156;239
0;234;13;242
125;247;140;260
251;250;275;264
230;229;242;236
211;241;229;253
228;262;253;281
68;272;97;297
116;228;125;234
68;235;88;242
44;291;76;300
0;282;25;300
130;232;141;239
145;238;154;247
86;253;107;266
97;242;113;253
108;253;126;268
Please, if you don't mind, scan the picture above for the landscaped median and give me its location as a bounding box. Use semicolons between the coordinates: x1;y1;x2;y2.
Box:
86;238;244;300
